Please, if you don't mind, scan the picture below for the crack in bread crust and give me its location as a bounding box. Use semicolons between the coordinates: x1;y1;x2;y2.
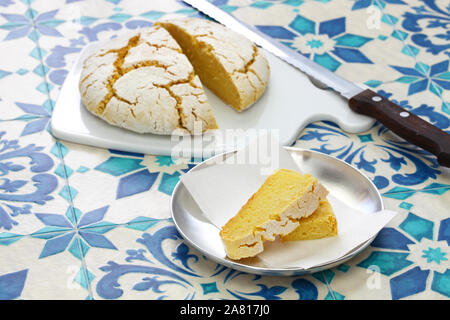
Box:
154;72;196;132
79;27;218;135
118;59;197;131
144;41;182;53
79;62;109;87
95;34;141;116
236;44;258;75
156;18;270;111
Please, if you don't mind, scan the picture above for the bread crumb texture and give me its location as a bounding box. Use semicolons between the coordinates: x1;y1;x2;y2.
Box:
281;199;338;241
79;26;217;135
156;18;270;111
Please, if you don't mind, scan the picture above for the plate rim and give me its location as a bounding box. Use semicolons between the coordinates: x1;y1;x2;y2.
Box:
170;146;384;276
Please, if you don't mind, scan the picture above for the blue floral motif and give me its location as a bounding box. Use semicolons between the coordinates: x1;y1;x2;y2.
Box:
438;218;450;245
216;266;328;300
32;206;118;259
358;213;450;299
200;282;218;295
96;261;191;299
45;45;82;85
132;276;184;293
402;0;450;56
371;227;414;250
0;132;57;231
0;9;63;41
431;270;450;297
155;156;175;167
351;0;406;11
125;248;152;263
291;278;318;300
357;251;413;275
171;243;199;271
158;172;181;196
136;226;200;277
378;144;440;186
390;267;429;300
0;68;11;79
422;247;447;264
116;169;159;199
12;102;52;133
124;19;154;29
79;22;123;42
258;15;373;71
228;284;287;300
0;0;13;7
96;225;197;299
399;212;434;241
95;156;145;176
42;9;172;87
94;154;155;199
0;269;28;300
93;221;329;300
391;60;450;97
0;0;448;301
94;151;196;199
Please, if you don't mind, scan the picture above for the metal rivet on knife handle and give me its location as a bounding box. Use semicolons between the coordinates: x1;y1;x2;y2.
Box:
372;96;382;102
348;89;450;168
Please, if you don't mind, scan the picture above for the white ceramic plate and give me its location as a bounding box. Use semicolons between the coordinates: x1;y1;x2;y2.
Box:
51;37;375;156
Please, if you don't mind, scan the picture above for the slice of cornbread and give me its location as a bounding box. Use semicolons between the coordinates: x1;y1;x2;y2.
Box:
156;18;270;111
281;199;337;241
220;169;328;260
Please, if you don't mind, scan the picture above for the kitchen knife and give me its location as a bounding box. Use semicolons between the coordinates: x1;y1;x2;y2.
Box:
182;0;450;167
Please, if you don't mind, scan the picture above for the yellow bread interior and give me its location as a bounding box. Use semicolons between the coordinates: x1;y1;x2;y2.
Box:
281;199;337;241
221;169;317;240
156;21;249;111
220;169;328;260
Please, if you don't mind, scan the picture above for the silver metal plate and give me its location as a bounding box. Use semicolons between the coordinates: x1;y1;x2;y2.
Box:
171;148;383;276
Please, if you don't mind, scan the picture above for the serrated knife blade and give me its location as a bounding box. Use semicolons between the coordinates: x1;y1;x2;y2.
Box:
181;0;450;167
182;0;363;99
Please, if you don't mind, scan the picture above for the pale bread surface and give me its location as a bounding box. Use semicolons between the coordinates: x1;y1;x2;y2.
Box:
157;18;270;111
79;26;217;135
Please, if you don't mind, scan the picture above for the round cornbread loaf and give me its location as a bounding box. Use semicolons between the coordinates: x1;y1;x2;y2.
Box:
79;26;218;135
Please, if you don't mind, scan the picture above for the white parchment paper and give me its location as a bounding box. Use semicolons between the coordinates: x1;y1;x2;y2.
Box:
181;136;397;269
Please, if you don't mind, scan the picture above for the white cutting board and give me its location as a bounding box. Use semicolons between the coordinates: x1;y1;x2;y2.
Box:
51;39;375;157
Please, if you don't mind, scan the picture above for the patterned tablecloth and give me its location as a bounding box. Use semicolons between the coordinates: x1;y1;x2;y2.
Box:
0;0;449;300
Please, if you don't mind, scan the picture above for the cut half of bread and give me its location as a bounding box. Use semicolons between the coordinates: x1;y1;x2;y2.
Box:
157;18;270;111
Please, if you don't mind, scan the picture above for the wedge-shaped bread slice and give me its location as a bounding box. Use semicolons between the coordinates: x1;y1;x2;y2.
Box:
79;26;217;135
156;18;270;111
220;169;328;260
281;199;337;241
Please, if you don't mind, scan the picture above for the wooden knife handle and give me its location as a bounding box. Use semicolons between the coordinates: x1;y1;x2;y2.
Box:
348;89;450;168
